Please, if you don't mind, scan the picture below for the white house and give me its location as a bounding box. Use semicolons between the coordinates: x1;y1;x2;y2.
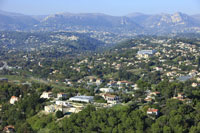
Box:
147;108;159;115
132;84;139;90
192;83;198;87
57;93;67;99
100;88;114;93
96;79;103;85
10;96;19;104
40;91;53;99
117;81;131;86
44;105;56;113
102;94;119;104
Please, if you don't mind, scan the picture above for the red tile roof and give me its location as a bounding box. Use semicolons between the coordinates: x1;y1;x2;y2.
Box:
147;108;158;112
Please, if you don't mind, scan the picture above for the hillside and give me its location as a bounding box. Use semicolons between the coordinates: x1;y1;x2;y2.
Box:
0;10;39;31
0;31;104;53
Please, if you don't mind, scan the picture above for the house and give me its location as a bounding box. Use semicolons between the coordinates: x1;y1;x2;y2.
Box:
117;81;131;86
102;94;119;104
77;79;83;83
3;125;15;133
66;81;73;86
149;91;160;96
0;78;8;82
96;79;103;85
99;88;114;93
144;91;160;103
55;101;72;107
68;107;82;113
144;98;153;102
132;84;139;90
10;96;19;104
40;91;53;99
57;93;67;99
154;67;163;71
172;93;192;103
137;50;157;58
69;96;94;103
196;77;200;82
87;76;96;83
44;105;69;114
107;81;117;87
147;108;159;115
176;93;185;99
44;105;56;113
177;75;192;82
192;83;198;87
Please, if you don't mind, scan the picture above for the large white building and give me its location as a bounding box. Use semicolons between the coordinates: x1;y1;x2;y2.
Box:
137;50;157;58
69;96;94;103
100;88;114;93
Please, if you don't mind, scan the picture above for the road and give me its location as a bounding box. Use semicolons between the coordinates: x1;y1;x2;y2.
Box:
0;61;10;70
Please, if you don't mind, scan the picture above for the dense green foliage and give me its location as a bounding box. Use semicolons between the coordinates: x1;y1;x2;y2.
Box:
0;79;200;132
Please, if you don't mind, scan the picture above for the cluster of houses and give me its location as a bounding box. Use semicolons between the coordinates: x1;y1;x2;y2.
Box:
172;93;192;103
39;90;121;115
61;39;200;89
40;92;84;114
41;38;200;90
144;91;160;102
86;76;103;86
3;38;200;131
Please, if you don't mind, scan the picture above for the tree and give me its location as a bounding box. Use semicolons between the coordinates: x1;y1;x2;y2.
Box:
16;122;34;133
56;111;64;118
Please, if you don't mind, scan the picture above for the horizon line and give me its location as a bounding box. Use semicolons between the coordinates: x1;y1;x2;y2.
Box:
0;9;199;17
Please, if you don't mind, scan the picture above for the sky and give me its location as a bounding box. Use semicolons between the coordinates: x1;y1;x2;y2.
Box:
0;0;200;16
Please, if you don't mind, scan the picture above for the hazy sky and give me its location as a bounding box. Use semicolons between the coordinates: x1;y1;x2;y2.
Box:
0;0;200;16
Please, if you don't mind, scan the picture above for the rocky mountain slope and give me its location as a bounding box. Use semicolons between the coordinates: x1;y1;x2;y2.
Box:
0;10;200;35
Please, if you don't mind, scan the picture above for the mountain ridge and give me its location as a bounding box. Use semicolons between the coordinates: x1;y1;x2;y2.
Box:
0;10;200;35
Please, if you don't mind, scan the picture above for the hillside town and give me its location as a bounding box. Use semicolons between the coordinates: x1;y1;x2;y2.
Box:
0;36;200;132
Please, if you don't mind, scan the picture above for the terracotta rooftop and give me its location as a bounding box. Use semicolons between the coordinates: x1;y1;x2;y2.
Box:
104;94;116;98
147;108;158;112
11;96;18;99
4;125;15;132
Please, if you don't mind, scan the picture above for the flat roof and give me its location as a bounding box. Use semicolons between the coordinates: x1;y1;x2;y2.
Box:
71;96;94;99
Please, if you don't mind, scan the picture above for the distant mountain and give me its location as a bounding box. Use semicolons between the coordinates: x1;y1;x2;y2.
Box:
192;14;200;22
126;13;150;24
0;10;200;35
0;10;39;31
33;13;142;33
31;15;48;21
127;12;200;34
